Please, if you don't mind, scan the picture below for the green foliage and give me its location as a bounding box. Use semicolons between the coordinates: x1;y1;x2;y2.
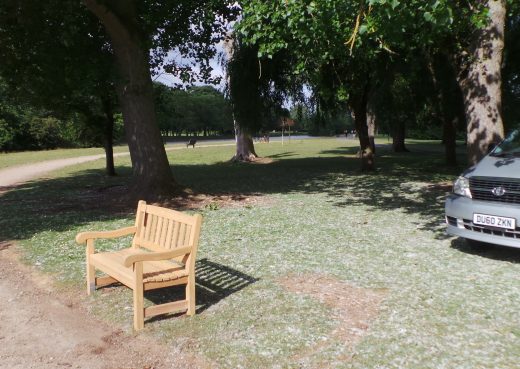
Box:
237;0;516;148
0;119;14;149
154;83;233;136
0;0;119;150
0;82;62;150
133;1;240;85
227;37;300;134
0;79;124;151
291;103;352;136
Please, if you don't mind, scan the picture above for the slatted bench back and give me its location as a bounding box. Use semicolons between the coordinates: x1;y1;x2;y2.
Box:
132;201;201;257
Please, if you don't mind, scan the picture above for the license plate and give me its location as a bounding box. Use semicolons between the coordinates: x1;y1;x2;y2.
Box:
473;213;516;229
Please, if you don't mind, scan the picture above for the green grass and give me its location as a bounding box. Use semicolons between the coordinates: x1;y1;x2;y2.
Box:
1;138;519;368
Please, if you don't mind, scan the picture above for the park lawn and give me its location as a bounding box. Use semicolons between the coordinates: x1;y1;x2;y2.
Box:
1;138;519;368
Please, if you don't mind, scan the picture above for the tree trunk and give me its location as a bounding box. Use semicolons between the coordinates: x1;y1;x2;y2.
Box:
392;120;409;152
443;115;458;166
102;98;116;176
223;34;259;163
351;85;374;171
367;98;377;155
457;0;506;165
232;120;258;162
429;53;464;166
84;0;176;198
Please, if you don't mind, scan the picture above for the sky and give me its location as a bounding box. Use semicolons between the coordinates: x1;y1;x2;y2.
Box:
152;42;227;91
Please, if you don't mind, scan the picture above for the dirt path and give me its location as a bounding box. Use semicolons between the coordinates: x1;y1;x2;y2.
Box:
0;143;237;187
0;150;224;368
0;154;111;187
0;245;188;369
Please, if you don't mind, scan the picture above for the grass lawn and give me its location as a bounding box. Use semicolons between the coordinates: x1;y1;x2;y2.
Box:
1;138;519;368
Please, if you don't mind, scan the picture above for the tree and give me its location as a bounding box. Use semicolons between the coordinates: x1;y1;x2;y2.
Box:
502;7;520;129
364;0;509;164
0;0;119;175
347;0;507;164
428;52;466;166
454;0;507;164
187;86;233;136
225;37;261;161
238;1;388;170
225;36;297;161
83;0;238;198
238;0;514;167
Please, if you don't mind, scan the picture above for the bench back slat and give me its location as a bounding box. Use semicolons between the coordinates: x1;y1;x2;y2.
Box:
132;201;202;262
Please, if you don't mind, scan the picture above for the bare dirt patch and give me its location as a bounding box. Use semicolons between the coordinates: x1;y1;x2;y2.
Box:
75;185;274;214
0;246;212;369
279;274;386;365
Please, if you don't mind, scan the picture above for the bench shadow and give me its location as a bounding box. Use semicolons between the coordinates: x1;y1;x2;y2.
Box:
450;238;520;263
144;258;259;321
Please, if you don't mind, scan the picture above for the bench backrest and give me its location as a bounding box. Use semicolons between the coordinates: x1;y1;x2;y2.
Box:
132;201;202;267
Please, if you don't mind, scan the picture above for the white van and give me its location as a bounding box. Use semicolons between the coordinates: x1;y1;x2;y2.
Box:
445;128;520;248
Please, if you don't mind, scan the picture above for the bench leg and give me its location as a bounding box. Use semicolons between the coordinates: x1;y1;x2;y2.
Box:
87;264;96;295
186;274;196;316
86;240;96;295
133;262;145;331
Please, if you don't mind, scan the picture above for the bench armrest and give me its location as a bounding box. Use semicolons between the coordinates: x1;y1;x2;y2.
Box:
123;246;193;267
75;226;137;244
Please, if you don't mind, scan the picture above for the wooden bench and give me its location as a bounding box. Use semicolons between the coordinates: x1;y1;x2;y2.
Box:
186;138;196;148
75;201;203;330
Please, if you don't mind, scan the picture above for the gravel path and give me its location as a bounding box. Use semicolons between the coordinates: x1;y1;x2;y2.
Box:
0;154;124;187
0;142;238;187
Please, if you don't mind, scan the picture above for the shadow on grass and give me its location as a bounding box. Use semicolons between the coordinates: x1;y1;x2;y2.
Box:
450;238;520;263
266;151;297;159
144;258;258;322
0;143;465;244
0;167;135;241
319;146;362;156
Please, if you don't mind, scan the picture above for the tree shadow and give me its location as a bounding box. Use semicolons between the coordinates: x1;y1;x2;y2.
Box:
319;147;361;156
266;152;297;159
450;238;520;263
0;142;465;244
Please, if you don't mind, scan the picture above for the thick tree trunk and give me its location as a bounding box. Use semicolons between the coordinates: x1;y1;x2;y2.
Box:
102;98;116;176
84;0;176;198
457;0;506;165
232;120;258;162
224;34;259;163
351;85;374;171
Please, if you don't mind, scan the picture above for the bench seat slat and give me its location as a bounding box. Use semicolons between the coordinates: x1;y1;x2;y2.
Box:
90;248;187;285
